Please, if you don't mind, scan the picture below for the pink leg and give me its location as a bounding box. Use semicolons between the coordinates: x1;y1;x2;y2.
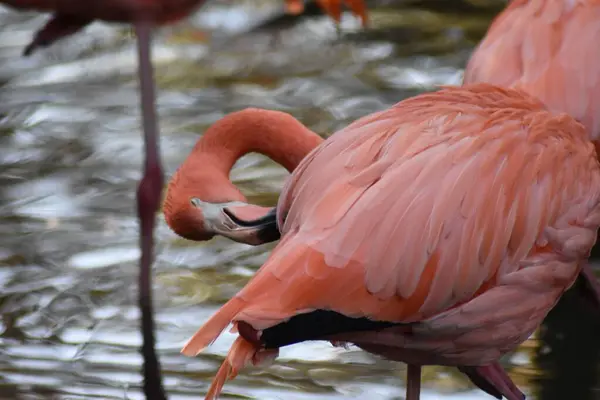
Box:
406;364;421;400
134;19;167;400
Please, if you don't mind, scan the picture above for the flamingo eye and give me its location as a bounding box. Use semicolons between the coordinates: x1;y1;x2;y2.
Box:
190;198;203;207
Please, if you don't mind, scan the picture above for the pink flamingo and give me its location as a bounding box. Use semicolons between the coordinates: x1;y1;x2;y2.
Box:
163;107;525;399
165;83;600;399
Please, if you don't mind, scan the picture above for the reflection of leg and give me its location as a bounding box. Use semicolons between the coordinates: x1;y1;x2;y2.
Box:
406;364;422;400
459;363;525;400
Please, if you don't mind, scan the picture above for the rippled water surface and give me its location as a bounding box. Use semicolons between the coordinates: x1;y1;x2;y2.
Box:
1;1;600;399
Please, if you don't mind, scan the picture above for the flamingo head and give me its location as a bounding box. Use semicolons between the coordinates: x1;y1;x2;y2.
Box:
162;170;279;244
186;198;278;245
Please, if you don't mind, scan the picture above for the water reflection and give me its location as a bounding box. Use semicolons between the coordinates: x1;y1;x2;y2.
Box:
0;1;599;399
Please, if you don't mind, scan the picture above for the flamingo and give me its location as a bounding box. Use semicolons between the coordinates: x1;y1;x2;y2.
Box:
163;107;527;398
161;1;600;398
165;83;600;399
463;0;600;311
0;0;367;398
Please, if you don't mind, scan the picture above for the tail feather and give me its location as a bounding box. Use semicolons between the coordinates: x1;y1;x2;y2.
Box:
205;336;257;400
181;242;302;357
182;297;246;357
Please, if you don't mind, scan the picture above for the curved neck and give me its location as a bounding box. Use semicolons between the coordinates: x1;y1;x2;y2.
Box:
163;108;323;228
193;108;323;175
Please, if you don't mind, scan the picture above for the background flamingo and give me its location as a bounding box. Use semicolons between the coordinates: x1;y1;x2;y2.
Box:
464;0;600;138
168;84;600;399
463;0;600;312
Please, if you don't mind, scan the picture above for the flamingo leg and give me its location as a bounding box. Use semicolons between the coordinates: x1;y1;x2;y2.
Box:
134;19;167;400
406;364;421;400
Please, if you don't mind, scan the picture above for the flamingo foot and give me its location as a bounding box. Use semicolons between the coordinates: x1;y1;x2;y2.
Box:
134;19;167;400
406;364;421;400
576;263;600;314
23;13;92;56
459;363;525;400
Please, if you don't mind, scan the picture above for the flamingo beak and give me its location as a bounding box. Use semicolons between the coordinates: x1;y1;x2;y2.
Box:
190;198;280;245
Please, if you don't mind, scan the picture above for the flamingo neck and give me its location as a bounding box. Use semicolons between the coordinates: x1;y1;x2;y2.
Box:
194;108;323;175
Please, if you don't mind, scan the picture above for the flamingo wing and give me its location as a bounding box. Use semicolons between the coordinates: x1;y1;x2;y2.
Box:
269;83;600;323
464;0;600;138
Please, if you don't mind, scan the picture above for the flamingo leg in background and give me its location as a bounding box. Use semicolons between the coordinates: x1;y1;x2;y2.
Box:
406;365;421;400
133;19;167;400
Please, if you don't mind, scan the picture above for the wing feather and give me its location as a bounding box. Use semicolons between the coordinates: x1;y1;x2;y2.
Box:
269;85;600;322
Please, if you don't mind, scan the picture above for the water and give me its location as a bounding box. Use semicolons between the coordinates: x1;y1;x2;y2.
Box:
0;1;599;399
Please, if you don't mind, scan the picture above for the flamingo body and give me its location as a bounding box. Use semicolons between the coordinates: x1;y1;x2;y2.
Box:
180;84;600;399
464;0;600;140
163;108;522;398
